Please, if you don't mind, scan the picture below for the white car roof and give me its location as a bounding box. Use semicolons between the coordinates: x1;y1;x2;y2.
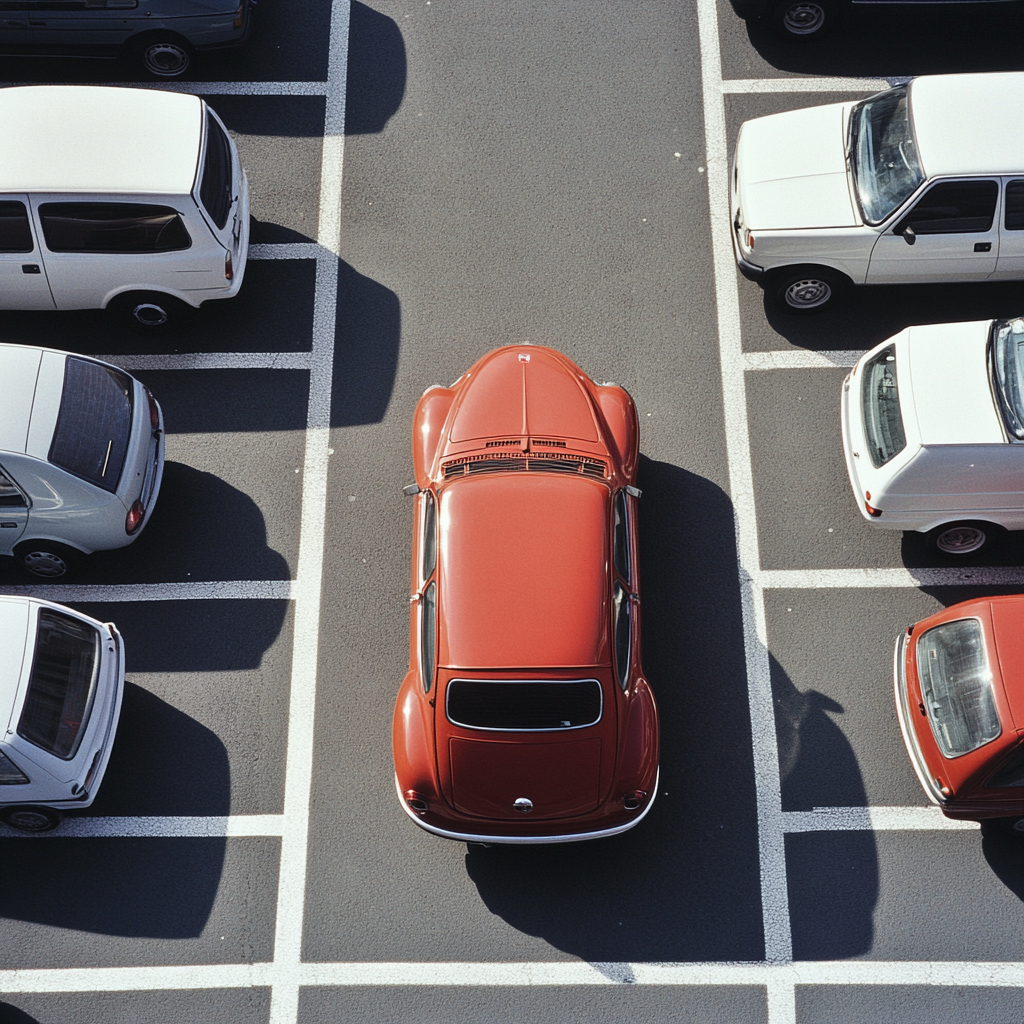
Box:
910;73;1024;178
0;597;32;732
0;86;203;195
904;320;1004;445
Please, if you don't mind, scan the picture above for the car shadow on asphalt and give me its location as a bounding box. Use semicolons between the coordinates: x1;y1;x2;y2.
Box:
345;1;407;136
738;5;1024;79
0;1004;39;1024
464;457;849;963
981;826;1024;902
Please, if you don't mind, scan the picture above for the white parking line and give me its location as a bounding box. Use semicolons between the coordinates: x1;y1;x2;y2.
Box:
266;2;348;1021
743;350;864;370
723;77;886;94
0;815;284;839
95;353;312;371
249;242;324;260
0;580;293;602
698;0;793;976
759;567;1024;589
784;807;978;832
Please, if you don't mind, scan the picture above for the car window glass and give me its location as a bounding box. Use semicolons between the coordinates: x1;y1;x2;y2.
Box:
861;344;906;468
421;491;437;581
0;749;29;785
1005;180;1024;231
613;491;630;582
39;203;191;254
0;465;27;507
898;180;998;235
612;581;631;691
0;201;33;253
986;743;1024;788
49;357;134;492
420;580;436;693
200;112;234;230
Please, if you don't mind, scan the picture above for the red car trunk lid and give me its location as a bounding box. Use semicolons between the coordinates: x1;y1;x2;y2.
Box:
449;736;602;820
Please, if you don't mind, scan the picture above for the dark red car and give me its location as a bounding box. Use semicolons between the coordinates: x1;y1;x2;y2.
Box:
392;346;659;843
895;596;1024;837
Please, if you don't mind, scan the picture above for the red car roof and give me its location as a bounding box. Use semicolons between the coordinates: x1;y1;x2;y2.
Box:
438;473;610;670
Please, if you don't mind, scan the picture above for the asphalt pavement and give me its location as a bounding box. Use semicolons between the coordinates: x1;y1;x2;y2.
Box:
1;2;1023;1022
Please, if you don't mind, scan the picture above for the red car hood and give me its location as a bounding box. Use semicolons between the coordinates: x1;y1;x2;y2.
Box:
449;735;603;820
989;598;1024;730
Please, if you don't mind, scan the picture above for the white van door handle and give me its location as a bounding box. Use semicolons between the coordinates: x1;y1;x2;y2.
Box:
22;264;41;274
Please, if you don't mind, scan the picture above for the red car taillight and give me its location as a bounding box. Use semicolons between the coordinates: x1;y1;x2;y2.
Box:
623;790;646;811
144;386;160;432
126;500;145;535
404;790;429;814
224;250;234;281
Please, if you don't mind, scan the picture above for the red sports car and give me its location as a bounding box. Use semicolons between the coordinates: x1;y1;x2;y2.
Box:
895;596;1024;837
393;345;659;843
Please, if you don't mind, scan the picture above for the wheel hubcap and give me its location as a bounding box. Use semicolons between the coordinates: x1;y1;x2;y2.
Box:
1012;818;1024;834
132;302;169;327
144;43;189;77
783;3;826;34
7;809;54;832
22;551;68;577
935;526;987;555
785;278;831;309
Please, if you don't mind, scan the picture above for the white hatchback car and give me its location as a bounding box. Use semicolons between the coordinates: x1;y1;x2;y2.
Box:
731;72;1024;312
0;596;124;832
0;84;249;330
841;317;1024;556
0;343;164;577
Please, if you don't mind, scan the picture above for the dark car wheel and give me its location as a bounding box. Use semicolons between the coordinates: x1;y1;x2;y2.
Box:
982;816;1024;839
925;521;1005;559
109;291;189;333
15;541;77;579
772;0;838;38
1;806;63;832
133;36;193;78
770;265;848;313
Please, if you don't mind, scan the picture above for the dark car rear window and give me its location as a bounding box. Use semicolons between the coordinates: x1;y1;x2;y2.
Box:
39;202;190;254
446;679;602;731
49;357;134;492
200;112;233;230
18;609;100;760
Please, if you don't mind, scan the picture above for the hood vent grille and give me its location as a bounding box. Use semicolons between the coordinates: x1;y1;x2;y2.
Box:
443;452;606;479
485;439;521;448
533;439;566;447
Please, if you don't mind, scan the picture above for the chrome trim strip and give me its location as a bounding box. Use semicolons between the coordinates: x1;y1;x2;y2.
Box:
893;631;943;806
445;677;603;732
394;769;659;845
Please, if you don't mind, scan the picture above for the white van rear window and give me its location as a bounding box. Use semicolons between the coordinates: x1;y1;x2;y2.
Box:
861;344;906;468
39;203;191;254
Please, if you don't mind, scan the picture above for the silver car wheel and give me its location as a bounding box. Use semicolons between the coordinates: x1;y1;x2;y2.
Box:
132;302;170;327
782;3;827;34
784;277;832;309
3;807;61;832
142;41;190;77
934;525;987;555
22;549;70;577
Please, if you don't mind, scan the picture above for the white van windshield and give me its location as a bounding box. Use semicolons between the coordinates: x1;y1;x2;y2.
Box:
990;317;1024;439
861;345;906;468
849;85;925;225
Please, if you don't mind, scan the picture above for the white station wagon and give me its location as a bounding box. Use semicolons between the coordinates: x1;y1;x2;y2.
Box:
732;72;1024;312
0;343;164;578
841;317;1024;556
0;84;249;330
0;596;124;833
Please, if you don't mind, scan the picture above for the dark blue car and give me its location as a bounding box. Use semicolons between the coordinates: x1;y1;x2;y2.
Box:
0;0;252;77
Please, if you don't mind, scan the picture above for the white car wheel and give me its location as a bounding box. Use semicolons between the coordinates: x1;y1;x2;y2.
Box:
18;546;73;578
933;524;989;556
1;806;62;832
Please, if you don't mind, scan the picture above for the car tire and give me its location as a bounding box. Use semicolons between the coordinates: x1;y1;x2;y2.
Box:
132;35;193;78
0;806;63;833
109;291;189;333
15;541;78;579
982;816;1024;839
771;0;839;39
769;266;848;313
925;521;1005;559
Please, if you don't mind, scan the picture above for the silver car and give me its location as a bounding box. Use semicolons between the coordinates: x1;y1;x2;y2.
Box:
0;596;124;832
0;343;164;578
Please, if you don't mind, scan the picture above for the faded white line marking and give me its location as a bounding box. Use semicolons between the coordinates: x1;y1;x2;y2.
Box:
250;242;323;260
0;815;284;839
95;352;312;372
784;807;978;833
759;567;1024;590
0;581;293;602
743;350;864;371
723;77;886;94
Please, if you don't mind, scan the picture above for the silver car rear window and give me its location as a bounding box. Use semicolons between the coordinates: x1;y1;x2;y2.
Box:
917;619;1001;758
49;357;134;492
861;344;906;468
18;609;100;761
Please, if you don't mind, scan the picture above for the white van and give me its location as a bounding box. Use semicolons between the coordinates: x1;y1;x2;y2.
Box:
0;596;124;833
841;318;1024;556
0;343;165;578
731;73;1024;312
0;84;249;330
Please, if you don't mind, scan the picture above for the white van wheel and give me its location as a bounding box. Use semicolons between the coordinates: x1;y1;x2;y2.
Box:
137;37;192;78
927;522;1002;557
770;266;848;313
16;542;75;579
1;806;62;832
111;292;186;333
772;0;837;38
